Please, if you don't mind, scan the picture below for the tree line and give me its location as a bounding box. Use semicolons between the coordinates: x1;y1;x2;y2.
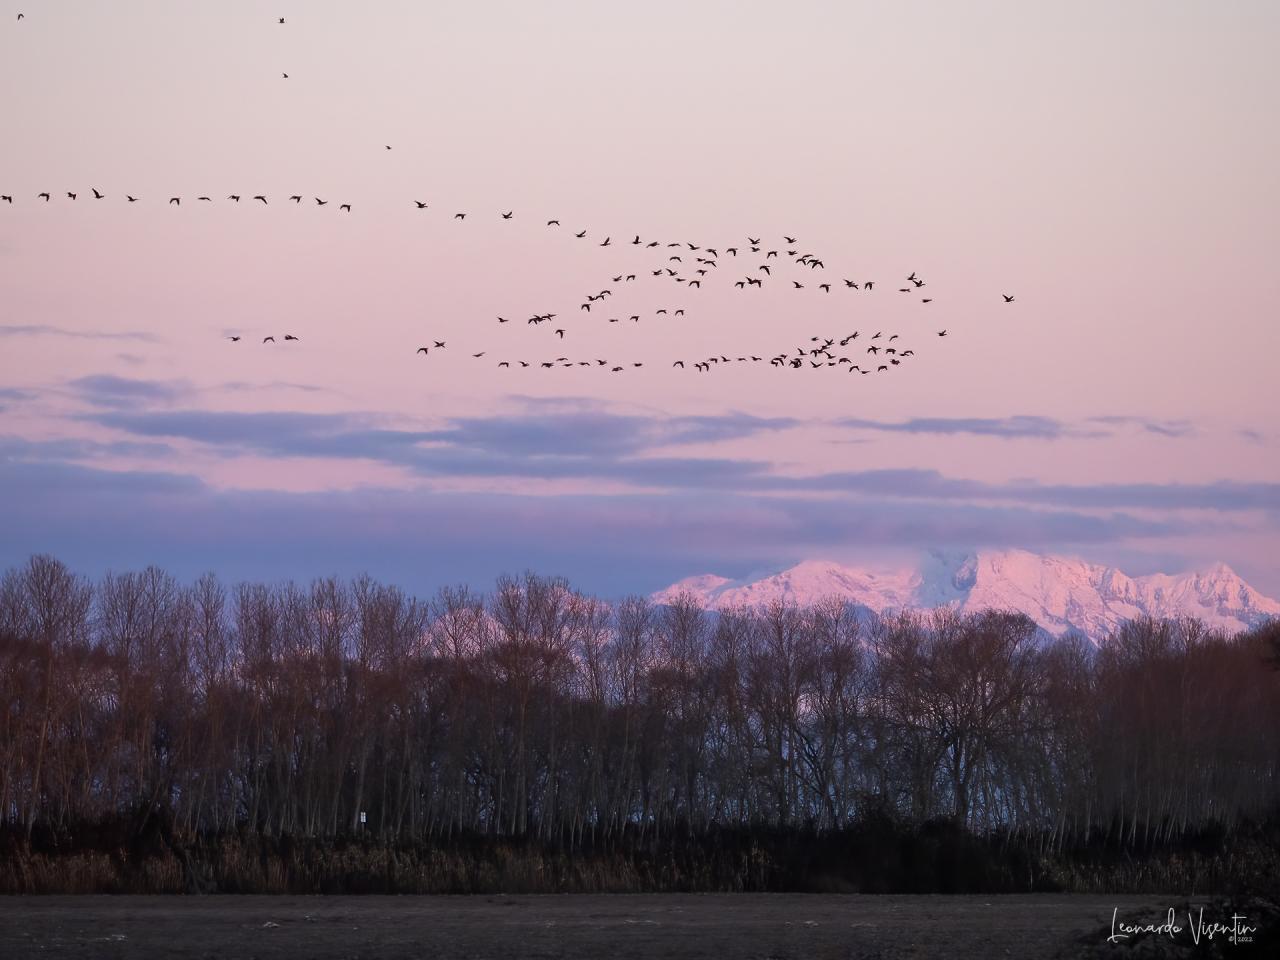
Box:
2;554;1278;854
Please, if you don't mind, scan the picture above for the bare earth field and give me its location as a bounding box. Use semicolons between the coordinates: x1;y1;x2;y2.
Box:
0;893;1191;959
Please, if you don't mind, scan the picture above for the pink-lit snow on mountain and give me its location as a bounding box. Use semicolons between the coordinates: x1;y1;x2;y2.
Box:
650;549;1280;641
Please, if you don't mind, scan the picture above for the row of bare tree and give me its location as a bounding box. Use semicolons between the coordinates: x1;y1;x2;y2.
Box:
2;555;1277;848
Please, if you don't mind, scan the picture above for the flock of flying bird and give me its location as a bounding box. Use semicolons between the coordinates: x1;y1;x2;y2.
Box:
7;11;1018;378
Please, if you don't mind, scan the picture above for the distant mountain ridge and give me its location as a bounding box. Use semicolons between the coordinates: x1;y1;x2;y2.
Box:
650;549;1280;642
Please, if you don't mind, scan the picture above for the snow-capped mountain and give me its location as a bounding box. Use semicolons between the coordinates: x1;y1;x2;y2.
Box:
650;549;1280;642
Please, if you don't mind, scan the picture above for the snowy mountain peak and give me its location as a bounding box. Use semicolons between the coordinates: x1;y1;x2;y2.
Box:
651;550;1279;642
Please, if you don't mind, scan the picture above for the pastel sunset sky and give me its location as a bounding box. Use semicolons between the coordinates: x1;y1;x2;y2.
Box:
1;1;1277;595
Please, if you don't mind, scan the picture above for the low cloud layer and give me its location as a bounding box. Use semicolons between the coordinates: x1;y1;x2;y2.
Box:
4;387;1271;595
71;406;1277;514
0;455;1188;597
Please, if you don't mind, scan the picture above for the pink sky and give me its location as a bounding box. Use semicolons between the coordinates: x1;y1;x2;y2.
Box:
1;1;1277;595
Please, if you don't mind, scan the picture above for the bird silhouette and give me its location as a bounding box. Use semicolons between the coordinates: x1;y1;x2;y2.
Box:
263;336;275;343
555;329;565;338
282;73;289;79
472;351;485;358
227;336;241;342
502;211;512;219
92;188;104;199
414;201;428;209
315;198;328;206
938;330;948;337
454;212;465;219
38;192;49;201
575;230;587;238
339;204;351;211
169;197;180;205
283;334;299;341
433;341;445;348
417;347;429;355
1003;294;1015;302
228;195;240;202
290;195;302;203
253;195;268;204
547;219;559;225
126;195;138;202
197;196;212;201
600;237;611;246
66;192;76;200
0;196;10;204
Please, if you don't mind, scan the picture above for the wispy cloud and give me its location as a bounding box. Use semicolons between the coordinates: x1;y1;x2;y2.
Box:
84;408;771;486
1086;415;1195;438
771;469;1280;513
0;435;176;461
0;324;161;342
68;375;190;409
837;415;1084;439
0;388;33;413
218;381;334;395
837;414;1195;440
420;409;797;457
83;407;795;462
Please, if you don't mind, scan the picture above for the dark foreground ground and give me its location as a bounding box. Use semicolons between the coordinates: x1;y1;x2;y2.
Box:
2;893;1259;960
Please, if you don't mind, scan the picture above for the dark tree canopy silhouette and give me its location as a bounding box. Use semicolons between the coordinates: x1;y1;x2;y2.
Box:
1;556;1277;893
